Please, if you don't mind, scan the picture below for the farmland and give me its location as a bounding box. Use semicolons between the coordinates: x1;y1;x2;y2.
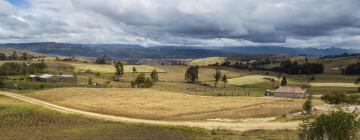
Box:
28;87;322;121
228;75;276;86
70;63;165;73
0;95;300;139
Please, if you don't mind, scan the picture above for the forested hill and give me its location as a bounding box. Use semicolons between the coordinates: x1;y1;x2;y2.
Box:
0;42;356;59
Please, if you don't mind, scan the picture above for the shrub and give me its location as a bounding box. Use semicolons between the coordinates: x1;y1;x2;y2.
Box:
299;111;360;140
321;93;346;104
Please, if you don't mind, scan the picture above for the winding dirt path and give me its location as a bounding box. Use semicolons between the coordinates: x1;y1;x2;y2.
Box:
0;91;299;132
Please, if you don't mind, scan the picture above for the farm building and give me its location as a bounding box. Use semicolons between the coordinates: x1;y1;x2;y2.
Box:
29;74;77;83
272;86;307;98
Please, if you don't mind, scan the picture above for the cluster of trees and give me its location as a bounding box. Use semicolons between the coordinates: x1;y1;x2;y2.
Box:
131;70;158;88
342;62;360;75
95;55;110;64
274;60;324;75
213;66;228;88
321;93;360;105
0;51;35;61
184;65;228;88
0;62;47;76
220;59;324;75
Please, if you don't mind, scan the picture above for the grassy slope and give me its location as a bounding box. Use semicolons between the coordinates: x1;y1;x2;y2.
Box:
0;95;298;140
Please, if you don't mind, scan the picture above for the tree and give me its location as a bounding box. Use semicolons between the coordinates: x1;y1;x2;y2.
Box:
114;61;124;81
298;111;360;140
281;75;288;86
355;77;360;92
222;74;228;88
0;53;7;60
213;66;221;87
150;69;159;82
88;77;93;86
11;51;18;60
303;93;312;114
132;66;137;73
95;54;107;64
185;66;199;83
0;78;4;88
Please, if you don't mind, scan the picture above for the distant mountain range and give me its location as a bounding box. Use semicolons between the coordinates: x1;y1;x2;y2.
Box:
0;42;357;59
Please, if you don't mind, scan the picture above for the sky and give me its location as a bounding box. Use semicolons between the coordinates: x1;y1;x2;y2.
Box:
0;0;360;48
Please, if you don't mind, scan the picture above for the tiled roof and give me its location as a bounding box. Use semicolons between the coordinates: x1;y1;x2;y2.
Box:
273;86;306;94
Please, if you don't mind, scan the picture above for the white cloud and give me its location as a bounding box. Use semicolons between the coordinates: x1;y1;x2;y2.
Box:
0;0;359;49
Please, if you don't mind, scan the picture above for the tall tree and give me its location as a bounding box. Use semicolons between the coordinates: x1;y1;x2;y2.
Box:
150;69;159;82
303;93;313;114
114;61;124;81
185;66;199;83
11;51;18;60
132;66;137;73
355;77;360;92
222;74;228;88
0;53;6;60
281;75;288;86
0;78;4;88
88;77;93;86
213;66;222;87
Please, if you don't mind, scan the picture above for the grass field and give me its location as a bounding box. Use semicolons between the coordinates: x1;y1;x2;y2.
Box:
310;83;357;88
228;75;276;86
28;87;321;121
70;63;165;73
157;66;245;82
188;57;226;66
0;95;300;139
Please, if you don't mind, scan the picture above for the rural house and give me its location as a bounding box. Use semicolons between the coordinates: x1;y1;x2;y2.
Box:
272;86;307;98
29;74;77;83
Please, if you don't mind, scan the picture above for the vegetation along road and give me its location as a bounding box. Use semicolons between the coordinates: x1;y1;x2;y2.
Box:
0;91;299;132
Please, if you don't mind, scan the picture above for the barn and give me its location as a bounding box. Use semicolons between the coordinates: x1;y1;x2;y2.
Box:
273;86;307;98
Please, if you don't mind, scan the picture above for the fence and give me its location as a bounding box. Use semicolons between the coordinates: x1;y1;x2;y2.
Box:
186;87;258;96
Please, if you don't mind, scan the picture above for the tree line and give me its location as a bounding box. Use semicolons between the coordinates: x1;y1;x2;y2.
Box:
342;62;360;75
0;51;37;61
0;62;47;76
274;60;324;75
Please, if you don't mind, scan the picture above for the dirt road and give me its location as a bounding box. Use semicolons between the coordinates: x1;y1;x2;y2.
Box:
0;91;299;132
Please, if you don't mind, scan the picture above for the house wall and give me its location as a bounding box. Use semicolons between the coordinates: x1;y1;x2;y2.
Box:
274;92;305;98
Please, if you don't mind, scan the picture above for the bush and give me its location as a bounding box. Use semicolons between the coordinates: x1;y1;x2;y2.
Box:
131;73;153;88
321;93;346;104
299;111;360;140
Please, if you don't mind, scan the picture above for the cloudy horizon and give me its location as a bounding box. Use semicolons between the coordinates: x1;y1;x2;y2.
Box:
0;0;360;48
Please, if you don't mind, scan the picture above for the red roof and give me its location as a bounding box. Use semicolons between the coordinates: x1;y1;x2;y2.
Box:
273;86;306;94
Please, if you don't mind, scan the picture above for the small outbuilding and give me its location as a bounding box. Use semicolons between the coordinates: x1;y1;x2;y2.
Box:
272;86;307;99
29;74;77;83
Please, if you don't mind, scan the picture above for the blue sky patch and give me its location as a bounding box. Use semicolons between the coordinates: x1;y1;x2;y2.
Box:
8;0;30;9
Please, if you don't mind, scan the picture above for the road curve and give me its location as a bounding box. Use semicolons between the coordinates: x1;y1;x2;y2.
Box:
0;91;299;132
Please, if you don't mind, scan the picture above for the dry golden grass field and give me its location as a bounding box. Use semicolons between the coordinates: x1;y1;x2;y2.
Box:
228;75;276;86
157;66;244;82
70;63;165;73
29;88;322;121
188;57;226;66
310;83;357;88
